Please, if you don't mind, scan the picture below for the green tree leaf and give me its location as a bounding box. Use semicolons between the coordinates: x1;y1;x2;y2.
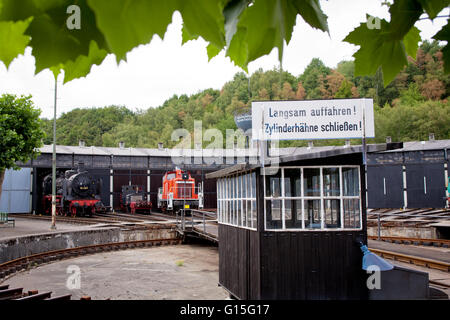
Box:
61;40;108;84
226;0;327;69
223;0;248;47
388;0;422;39
434;20;450;73
344;16;420;86
1;0;107;75
0;18;32;68
418;0;450;19
178;0;225;49
403;25;421;59
207;43;222;61
181;25;199;45
87;0;178;62
292;0;328;33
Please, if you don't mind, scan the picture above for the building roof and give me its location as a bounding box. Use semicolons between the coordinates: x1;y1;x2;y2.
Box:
206;142;402;179
38;139;450;158
38;145;260;157
380;139;450;153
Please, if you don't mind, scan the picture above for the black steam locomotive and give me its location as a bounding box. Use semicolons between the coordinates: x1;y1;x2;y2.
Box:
42;165;106;217
120;185;152;214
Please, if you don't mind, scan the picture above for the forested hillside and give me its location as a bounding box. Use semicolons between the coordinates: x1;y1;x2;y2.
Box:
41;41;450;148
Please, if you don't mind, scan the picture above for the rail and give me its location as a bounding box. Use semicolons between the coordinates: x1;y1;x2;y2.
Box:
368;235;450;247
0;284;75;300
175;209;218;242
367;209;450;240
0;238;182;281
369;248;450;272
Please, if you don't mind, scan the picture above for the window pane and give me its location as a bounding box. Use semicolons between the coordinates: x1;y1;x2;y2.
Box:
266;199;282;229
216;180;220;200
324;199;341;228
304;169;321;197
285;199;302;229
230;199;234;225
323;168;340;197
237;175;241;198
246;200;252;228
221;200;225;223
221;179;225;199
251;172;256;198
237;200;242;226
247;174;251;199
231;177;234;199
251;200;257;229
344;199;360;228
226;200;230;224
284;169;301;197
305;199;321;228
265;172;281;197
242;200;245;226
243;174;247;198
343;167;359;196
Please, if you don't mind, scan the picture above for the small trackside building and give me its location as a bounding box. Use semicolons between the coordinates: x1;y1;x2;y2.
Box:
206;143;402;300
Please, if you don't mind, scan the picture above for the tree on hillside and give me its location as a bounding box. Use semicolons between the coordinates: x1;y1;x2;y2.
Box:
421;79;445;100
0;94;45;198
295;82;306;100
299;58;331;99
336;61;355;80
335;79;354;98
320;70;346;99
280;82;296;100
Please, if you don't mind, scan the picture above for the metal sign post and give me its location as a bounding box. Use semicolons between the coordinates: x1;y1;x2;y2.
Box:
51;76;58;230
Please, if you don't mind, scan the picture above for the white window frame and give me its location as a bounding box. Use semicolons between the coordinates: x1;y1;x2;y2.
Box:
263;165;362;232
217;171;257;231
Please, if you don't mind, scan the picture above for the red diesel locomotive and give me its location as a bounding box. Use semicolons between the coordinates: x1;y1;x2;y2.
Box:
157;168;203;212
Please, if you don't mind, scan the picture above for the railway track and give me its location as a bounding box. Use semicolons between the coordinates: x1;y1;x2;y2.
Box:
100;211;169;222
0;238;182;282
369;248;450;272
10;213;102;225
10;213;161;225
368;235;450;248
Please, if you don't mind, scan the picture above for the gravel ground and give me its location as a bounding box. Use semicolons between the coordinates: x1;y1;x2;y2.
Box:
2;243;228;300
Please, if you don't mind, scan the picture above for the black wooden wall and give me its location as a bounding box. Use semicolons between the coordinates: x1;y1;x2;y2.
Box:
218;155;369;300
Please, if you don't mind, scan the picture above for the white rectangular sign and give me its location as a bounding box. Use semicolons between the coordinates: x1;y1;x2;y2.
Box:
251;98;375;141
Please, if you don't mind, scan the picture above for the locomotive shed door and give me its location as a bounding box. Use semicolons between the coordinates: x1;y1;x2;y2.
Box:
0;168;31;213
406;163;445;208
367;165;403;208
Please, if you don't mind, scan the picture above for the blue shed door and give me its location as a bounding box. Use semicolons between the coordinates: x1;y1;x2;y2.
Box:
0;168;32;213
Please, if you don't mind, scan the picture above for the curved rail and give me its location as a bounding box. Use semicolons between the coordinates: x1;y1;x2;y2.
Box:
369;248;450;272
0;238;182;281
368;235;450;247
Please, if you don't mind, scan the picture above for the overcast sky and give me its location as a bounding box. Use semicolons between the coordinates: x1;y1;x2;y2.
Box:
0;0;447;119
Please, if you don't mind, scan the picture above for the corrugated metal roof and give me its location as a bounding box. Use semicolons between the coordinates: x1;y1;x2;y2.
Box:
38;145;260;157
381;139;450;152
37;139;449;157
206;143;395;179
